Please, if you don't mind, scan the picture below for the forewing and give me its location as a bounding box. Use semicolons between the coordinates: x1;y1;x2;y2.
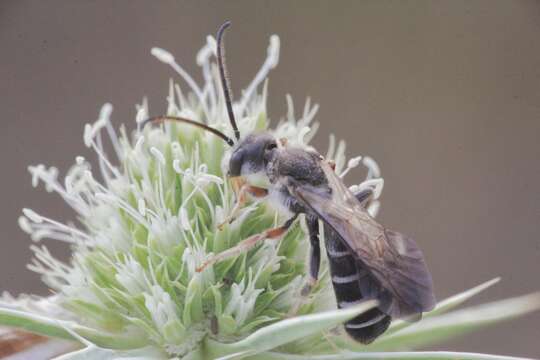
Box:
288;161;436;318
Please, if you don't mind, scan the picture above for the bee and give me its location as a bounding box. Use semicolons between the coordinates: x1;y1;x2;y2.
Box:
143;21;436;343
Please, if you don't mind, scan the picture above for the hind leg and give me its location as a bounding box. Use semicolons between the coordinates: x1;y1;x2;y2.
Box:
198;214;298;272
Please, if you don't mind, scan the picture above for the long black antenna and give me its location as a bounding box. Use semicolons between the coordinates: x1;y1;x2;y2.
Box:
141;116;235;147
217;21;241;141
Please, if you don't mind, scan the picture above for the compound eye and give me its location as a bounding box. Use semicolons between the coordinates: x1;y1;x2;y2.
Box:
266;142;278;151
228;150;244;177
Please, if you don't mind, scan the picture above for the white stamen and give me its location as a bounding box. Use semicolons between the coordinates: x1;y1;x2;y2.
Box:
29;164;43;187
238;35;281;113
199;173;224;185
134;136;145;152
138;198;146;217
179;207;190;231
195;177;209;188
83;124;93;147
46;168;58;193
151;47;209;121
64;175;73;194
136;97;149;125
207;34;217;51
99;103;121;160
340;156;363;178
363;156;381;179
151;47;175;64
172;159;183;174
297;126;311;146
150;147;166;165
23;208;43;223
196;37;214;66
166;79;179;116
18;216;33;234
334;140;347;173
267;35;280;68
358;178;384;199
99;103;113;120
367;200;381;218
326;134;336;160
284;95;294;124
83;170;93;181
348;156;362;169
90;139;122;179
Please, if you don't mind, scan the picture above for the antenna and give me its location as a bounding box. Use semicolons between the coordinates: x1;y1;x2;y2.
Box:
217;21;241;141
141;116;235;147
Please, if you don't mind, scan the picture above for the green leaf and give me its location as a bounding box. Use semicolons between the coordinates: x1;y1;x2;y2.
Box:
322;277;506;354
53;345;166;360
205;300;378;359
0;307;145;350
218;314;238;335
245;351;536;360
64;300;125;332
426;277;501;317
387;277;501;335
364;292;540;351
183;275;204;326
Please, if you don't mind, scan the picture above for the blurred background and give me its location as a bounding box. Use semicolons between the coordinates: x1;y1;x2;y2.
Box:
1;0;539;357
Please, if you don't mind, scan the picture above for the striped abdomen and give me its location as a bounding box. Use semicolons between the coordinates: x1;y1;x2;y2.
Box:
324;225;391;344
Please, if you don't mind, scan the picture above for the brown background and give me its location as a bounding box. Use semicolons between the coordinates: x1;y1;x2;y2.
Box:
1;0;539;357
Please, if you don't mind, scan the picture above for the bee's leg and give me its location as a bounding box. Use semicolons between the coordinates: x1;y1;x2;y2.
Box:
301;215;321;296
354;188;374;209
287;215;320;317
197;213;299;272
218;184;268;230
324;158;374;207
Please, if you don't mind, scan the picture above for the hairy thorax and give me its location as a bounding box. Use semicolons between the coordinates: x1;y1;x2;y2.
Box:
267;147;327;186
265;147;330;216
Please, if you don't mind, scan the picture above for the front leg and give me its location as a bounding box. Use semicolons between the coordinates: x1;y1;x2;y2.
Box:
198;213;299;272
218;183;268;230
307;215;321;286
355;188;374;209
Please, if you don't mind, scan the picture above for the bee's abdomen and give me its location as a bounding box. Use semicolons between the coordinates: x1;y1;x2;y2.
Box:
324;227;391;344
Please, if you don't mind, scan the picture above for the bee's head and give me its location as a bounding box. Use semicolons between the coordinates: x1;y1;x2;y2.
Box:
141;22;283;182
228;133;278;177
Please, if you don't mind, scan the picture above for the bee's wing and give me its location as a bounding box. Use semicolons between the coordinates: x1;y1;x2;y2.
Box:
288;162;436;318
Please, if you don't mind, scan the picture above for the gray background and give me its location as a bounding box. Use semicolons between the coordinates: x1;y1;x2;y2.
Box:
1;0;539;357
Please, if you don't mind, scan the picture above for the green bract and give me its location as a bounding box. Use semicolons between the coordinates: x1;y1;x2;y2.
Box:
2;31;539;360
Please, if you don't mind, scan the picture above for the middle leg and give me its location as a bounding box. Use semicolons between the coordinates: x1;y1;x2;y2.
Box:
301;215;321;296
218;183;268;230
